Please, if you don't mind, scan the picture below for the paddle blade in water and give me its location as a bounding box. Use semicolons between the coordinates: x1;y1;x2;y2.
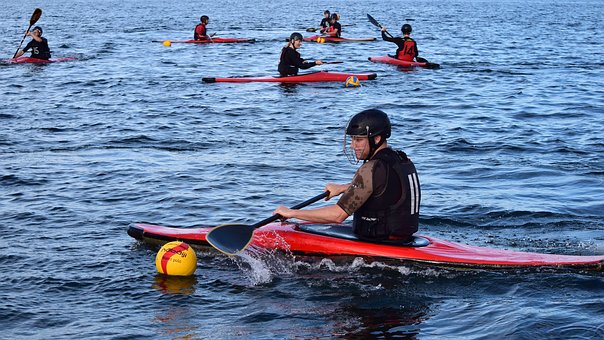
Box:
206;224;254;255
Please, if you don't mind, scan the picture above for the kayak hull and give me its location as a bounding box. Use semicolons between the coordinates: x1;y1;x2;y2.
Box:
304;35;376;43
369;55;440;69
128;222;604;271
4;56;77;64
159;38;255;44
202;70;377;83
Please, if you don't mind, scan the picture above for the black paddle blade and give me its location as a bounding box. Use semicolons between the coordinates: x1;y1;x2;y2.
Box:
31;8;43;25
206;224;255;255
367;14;382;29
306;28;317;32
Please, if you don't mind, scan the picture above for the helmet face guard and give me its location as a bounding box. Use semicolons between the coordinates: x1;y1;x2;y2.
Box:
343;109;391;163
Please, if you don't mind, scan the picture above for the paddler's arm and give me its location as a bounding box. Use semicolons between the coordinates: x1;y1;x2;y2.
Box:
273;203;349;224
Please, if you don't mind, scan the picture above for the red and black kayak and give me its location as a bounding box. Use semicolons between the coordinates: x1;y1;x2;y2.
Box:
202;70;377;83
2;56;77;64
156;38;255;44
369;55;440;69
128;222;604;271
304;35;376;43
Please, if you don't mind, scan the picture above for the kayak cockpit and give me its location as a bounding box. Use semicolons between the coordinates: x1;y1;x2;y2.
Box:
296;223;430;247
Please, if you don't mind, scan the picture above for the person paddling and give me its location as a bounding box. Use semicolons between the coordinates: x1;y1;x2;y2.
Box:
194;15;210;40
278;32;323;76
274;109;421;242
319;10;331;33
325;13;341;38
14;26;51;60
381;23;420;62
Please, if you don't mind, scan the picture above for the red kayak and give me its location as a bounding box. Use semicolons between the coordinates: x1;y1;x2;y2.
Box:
128;222;604;271
202;70;377;83
3;56;77;64
157;38;255;44
369;55;440;69
304;35;376;43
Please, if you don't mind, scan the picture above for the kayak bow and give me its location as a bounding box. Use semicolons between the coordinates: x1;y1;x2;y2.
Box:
128;222;604;271
202;70;377;83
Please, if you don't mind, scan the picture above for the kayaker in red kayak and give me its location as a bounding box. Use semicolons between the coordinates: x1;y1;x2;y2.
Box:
381;23;419;62
278;32;323;76
274;109;421;242
325;13;342;38
319;10;331;33
14;26;51;60
194;15;210;40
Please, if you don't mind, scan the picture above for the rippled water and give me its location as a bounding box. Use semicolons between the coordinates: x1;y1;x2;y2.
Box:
1;0;603;338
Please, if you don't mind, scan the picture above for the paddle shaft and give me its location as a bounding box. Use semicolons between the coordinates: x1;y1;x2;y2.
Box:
250;192;328;229
13;8;42;59
367;14;394;39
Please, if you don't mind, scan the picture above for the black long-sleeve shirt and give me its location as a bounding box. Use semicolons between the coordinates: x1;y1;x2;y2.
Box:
23;37;51;60
278;47;317;76
382;32;418;60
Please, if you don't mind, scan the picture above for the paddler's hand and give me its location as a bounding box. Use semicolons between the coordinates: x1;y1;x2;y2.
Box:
315;60;324;65
381;26;388;32
273;206;295;221
325;183;349;200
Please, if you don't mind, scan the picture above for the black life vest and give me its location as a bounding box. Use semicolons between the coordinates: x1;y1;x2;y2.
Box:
352;148;420;241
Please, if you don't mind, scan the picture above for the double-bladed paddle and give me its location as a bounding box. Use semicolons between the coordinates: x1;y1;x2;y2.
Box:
206;192;328;255
13;8;42;59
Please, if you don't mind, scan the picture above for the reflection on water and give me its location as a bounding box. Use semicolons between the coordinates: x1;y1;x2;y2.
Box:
152;274;198;295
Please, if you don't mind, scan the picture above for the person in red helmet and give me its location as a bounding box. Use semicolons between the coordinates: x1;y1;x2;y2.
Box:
274;109;421;242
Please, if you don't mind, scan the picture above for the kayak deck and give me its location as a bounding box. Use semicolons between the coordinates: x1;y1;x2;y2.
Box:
303;35;376;43
3;56;77;64
128;222;604;271
158;38;256;44
202;70;377;83
369;55;440;69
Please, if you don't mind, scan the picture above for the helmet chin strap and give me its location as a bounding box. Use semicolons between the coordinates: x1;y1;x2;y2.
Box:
365;133;385;163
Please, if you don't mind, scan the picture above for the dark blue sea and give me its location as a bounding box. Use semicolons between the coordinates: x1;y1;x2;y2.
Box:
1;0;603;338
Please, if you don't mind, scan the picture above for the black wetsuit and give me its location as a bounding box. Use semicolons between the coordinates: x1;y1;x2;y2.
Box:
327;22;342;38
278;47;317;76
381;32;418;61
23;37;51;60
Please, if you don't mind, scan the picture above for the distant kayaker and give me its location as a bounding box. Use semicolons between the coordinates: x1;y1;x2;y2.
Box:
381;23;418;62
319;10;331;33
194;15;209;40
278;32;323;76
325;13;341;38
274;109;421;242
14;26;51;60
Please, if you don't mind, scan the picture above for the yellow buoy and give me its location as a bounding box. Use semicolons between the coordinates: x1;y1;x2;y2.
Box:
162;40;172;47
155;241;197;276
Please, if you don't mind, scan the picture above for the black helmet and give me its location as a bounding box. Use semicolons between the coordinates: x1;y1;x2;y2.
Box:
345;109;391;161
289;32;303;41
402;24;412;34
32;26;43;34
346;109;391;138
